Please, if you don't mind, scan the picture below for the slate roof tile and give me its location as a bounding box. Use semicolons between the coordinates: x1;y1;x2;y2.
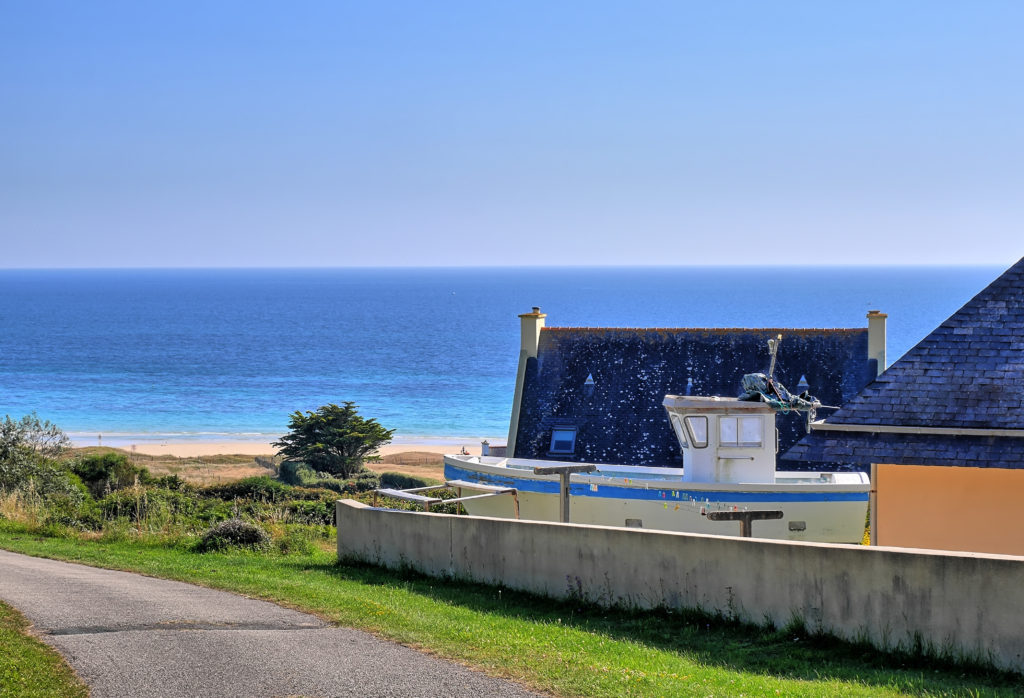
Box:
515;326;873;466
824;257;1024;431
786;257;1024;468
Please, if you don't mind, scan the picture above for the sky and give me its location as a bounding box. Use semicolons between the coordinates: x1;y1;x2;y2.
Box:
1;2;1022;268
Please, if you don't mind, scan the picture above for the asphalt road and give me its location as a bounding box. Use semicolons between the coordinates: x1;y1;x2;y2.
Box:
0;549;540;698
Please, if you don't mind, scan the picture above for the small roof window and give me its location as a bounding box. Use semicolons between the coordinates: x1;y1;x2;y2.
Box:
549;427;578;454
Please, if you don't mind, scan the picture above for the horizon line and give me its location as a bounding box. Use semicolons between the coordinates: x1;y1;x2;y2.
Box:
0;262;1012;271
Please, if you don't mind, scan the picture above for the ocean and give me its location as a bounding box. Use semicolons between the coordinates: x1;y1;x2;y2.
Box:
0;266;1001;445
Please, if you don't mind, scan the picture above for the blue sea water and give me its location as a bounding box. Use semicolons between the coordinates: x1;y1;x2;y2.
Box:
0;267;1001;443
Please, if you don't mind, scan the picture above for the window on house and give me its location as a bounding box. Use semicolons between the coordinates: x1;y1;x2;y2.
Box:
719;416;762;447
684;416;708;448
549;428;577;454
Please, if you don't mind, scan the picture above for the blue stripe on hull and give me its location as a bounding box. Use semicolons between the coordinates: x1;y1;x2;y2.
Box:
444;464;869;503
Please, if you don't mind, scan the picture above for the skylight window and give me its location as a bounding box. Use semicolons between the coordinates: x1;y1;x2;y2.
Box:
549;428;578;454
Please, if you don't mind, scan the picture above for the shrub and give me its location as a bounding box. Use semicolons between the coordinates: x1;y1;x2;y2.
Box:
379;472;435;489
204;476;287;503
72;452;151;498
283;497;336;525
0;456;85;503
351;469;381;491
195;518;271;553
277;462;378;494
43;494;103;531
150;474;191;491
277;460;309;487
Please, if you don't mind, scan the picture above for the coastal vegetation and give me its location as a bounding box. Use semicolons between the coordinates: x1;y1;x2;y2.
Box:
2;414;1022;696
274;402;395;478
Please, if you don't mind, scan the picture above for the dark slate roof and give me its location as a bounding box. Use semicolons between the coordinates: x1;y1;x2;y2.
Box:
785;431;1024;468
514;326;874;466
785;257;1024;468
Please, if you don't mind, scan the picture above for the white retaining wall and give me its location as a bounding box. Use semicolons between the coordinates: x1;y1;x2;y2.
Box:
336;499;1024;671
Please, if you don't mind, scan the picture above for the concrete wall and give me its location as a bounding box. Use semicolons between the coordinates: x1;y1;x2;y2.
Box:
337;499;1024;672
877;464;1024;555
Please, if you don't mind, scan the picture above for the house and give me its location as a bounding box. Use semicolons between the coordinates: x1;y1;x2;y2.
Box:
785;257;1024;555
507;307;884;467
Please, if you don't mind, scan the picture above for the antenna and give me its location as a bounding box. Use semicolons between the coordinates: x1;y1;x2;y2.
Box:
767;334;782;378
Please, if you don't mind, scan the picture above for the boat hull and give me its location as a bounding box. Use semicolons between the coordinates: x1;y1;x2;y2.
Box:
444;455;869;543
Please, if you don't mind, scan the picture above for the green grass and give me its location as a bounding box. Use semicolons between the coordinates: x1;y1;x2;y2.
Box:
1;529;1020;697
0;601;88;698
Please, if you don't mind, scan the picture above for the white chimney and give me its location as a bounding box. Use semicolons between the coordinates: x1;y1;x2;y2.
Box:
867;310;887;376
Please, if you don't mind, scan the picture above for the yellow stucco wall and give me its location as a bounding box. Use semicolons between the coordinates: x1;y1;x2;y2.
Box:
876;464;1024;555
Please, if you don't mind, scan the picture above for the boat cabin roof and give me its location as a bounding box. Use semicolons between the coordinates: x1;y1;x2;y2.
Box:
663;395;775;414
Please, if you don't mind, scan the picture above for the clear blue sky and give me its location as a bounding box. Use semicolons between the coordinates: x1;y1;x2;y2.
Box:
2;1;1022;267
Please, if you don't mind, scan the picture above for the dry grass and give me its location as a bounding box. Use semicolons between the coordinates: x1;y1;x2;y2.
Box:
64;447;447;484
66;447;278;486
367;451;446;481
0;492;44;528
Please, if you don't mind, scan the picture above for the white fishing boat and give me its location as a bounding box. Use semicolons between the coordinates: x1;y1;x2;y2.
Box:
442;367;870;543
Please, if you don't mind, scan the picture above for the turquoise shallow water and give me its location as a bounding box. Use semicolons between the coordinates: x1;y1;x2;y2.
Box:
0;266;1000;441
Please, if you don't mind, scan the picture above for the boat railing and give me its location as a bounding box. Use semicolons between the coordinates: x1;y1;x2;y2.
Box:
372;480;520;518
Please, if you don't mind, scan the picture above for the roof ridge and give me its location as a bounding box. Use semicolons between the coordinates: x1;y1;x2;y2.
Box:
543;326;867;334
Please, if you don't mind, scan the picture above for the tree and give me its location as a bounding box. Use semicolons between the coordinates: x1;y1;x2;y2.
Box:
273;402;394;478
0;414;80;502
0;413;71;464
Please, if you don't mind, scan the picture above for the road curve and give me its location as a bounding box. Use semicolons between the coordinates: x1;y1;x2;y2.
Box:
0;549;540;698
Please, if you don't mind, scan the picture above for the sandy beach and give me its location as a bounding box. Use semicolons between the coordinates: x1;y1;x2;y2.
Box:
71;437;489;459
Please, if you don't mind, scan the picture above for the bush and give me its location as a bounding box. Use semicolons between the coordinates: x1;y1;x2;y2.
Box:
195;518;271;553
150;474;191;491
204;476;287;503
379;472;435;489
277;460;308;487
72;452;151;498
0;456;86;503
351;469;381;491
43;494;103;531
283;497;336;525
277;462;379;494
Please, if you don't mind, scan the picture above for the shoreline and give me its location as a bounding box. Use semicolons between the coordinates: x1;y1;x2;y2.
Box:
69;433;502;458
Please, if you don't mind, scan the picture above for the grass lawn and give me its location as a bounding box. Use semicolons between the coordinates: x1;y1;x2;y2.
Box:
0;601;88;698
0;530;1019;697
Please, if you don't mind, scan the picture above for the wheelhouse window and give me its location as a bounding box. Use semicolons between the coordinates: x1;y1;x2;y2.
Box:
719;416;763;447
684;416;708;448
549;428;577;454
670;414;689;448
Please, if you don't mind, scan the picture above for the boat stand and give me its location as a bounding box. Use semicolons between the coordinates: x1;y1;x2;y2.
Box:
531;464;596;523
373;480;520;519
705;509;783;537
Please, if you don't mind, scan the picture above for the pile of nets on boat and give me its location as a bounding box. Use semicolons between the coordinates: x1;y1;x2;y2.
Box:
737;373;821;414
